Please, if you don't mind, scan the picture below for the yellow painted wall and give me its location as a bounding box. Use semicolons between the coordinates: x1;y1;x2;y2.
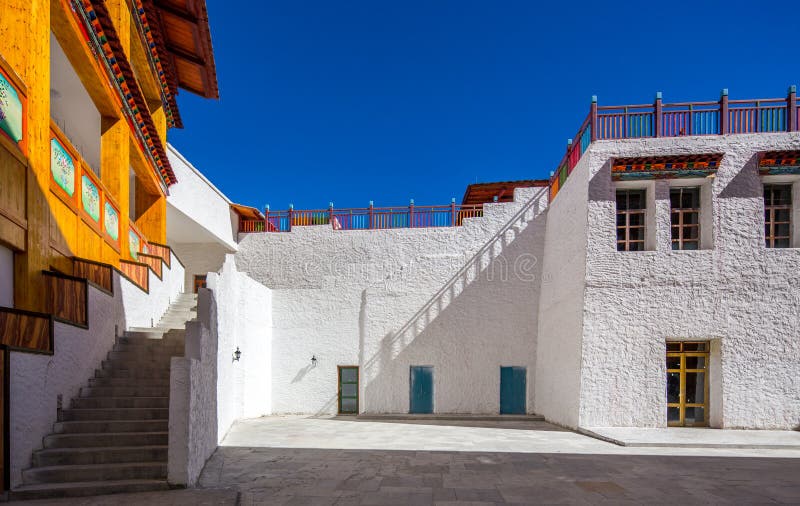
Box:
0;0;170;311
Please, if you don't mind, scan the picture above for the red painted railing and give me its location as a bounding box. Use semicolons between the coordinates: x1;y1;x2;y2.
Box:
239;203;485;233
550;86;799;201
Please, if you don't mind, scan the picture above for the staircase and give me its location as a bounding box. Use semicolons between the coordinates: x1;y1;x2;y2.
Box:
11;293;198;500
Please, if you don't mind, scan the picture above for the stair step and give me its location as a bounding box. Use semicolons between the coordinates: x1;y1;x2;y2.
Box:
107;351;180;362
33;446;168;467
80;386;170;398
88;377;170;388
95;368;171;379
100;360;172;373
53;419;168;434
10;478;169;500
44;432;168;449
61;406;168;420
22;462;166;485
112;343;184;354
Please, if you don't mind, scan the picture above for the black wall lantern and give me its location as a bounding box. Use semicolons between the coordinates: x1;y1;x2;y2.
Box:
233;347;241;362
311;355;317;367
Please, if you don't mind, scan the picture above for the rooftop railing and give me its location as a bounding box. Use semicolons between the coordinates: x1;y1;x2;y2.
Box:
550;86;799;200
239;201;485;233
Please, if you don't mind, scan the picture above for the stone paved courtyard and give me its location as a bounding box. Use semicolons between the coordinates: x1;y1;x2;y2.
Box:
11;416;800;505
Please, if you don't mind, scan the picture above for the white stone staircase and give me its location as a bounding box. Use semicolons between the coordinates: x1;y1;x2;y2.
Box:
10;293;197;500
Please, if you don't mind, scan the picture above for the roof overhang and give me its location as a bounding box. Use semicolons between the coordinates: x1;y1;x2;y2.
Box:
461;180;549;205
146;0;219;100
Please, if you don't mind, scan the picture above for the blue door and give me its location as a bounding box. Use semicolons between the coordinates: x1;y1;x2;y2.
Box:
410;366;434;414
500;366;526;414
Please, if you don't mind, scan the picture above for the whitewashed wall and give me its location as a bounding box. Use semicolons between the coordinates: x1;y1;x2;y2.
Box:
168;290;218;486
534;152;591;429
169;256;271;486
120;250;184;329
9;274;125;488
568;132;800;429
235;188;548;415
170;242;230;290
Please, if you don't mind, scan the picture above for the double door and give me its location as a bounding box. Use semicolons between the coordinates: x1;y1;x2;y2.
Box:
667;342;709;426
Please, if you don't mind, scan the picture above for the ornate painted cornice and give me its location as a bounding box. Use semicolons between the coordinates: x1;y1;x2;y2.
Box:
612;154;722;181
71;0;176;187
759;150;800;175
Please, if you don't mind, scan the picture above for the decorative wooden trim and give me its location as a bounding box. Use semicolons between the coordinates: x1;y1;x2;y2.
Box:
145;241;171;268
137;252;163;280
119;259;150;293
73;256;114;295
612;154;723;181
43;270;88;327
758;150;800;176
0;307;54;353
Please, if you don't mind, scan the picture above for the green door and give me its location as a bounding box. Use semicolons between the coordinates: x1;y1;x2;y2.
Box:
338;366;359;414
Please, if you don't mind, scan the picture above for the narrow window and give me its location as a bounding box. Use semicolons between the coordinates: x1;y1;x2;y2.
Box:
670;187;700;250
764;184;792;248
616;190;646;251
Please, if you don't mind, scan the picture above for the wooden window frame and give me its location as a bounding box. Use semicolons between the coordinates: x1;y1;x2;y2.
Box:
764;184;792;248
670;187;701;250
616;189;646;251
666;341;709;427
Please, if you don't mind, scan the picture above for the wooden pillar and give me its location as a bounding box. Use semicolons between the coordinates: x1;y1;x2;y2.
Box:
788;85;797;133
719;88;729;135
135;191;166;243
1;0;51;312
654;91;663;137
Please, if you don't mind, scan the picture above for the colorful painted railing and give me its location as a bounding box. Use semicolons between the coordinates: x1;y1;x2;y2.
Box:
239;203;485;233
550;86;799;200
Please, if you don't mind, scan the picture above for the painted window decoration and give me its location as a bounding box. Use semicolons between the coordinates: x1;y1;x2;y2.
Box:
51;138;75;196
81;174;101;222
129;229;140;260
104;202;119;242
0;71;23;145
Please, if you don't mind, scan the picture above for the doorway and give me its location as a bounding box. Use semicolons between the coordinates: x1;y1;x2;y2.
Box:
409;366;433;414
338;366;359;414
193;275;207;293
667;341;709;426
500;366;526;414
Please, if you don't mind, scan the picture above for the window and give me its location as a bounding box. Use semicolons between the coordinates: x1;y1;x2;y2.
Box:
670;188;700;250
764;184;791;248
616;190;646;251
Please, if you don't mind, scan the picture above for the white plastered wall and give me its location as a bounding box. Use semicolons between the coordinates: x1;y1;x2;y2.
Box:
235;188;548;415
9;274;125;488
120;250;185;328
578;132;800;429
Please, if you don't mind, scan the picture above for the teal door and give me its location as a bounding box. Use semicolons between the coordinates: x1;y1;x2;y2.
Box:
500;366;526;414
410;366;433;414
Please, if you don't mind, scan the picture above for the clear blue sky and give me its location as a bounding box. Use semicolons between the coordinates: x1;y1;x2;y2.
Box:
168;0;797;210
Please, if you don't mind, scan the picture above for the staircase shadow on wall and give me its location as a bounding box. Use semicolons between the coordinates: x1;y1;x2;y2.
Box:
362;189;548;414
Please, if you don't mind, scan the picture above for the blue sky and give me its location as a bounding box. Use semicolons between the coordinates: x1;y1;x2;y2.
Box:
168;0;797;210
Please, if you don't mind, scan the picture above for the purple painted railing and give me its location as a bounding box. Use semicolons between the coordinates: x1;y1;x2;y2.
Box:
550;86;799;200
239;202;485;233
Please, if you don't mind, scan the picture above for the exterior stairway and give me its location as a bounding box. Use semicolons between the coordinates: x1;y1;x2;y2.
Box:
11;293;197;500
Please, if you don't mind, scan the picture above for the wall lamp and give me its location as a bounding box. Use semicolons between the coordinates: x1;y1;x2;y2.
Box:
311;355;317;367
233;347;241;362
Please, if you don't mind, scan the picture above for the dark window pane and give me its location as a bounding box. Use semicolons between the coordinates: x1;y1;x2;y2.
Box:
684;407;705;424
628;213;644;226
682;241;699;250
666;343;681;352
617;214;626;226
774;209;791;223
667;356;680;369
667;406;680;423
628;228;644;241
684;226;699;239
341;368;358;383
617;242;626;252
628;242;644;251
341;398;357;413
683;343;707;351
685;356;706;369
774;238;791;248
775;224;790;237
617;228;626;241
667;372;680;403
342;383;357;397
684;212;699;225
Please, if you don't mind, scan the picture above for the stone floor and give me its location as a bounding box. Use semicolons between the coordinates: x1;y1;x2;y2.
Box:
582;426;800;449
10;416;800;505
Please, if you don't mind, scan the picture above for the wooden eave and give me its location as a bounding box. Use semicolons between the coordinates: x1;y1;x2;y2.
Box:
230;204;264;220
147;0;219;99
462;180;549;205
